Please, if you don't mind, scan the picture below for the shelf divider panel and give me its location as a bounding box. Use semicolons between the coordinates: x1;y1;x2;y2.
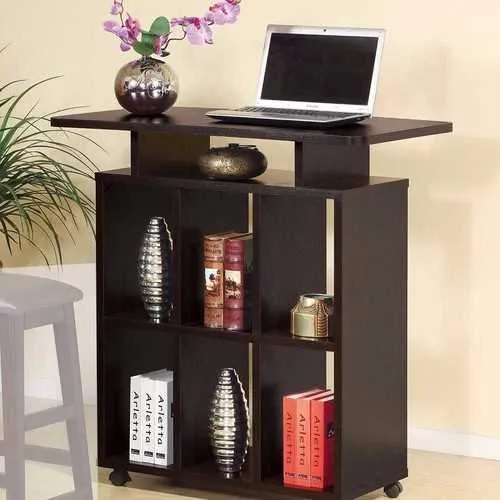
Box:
334;179;408;499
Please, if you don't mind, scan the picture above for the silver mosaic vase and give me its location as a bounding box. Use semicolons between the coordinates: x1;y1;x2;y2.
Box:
137;216;173;323
115;56;179;115
208;368;249;479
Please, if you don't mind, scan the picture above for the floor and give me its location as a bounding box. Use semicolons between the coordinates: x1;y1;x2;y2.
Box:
2;399;500;499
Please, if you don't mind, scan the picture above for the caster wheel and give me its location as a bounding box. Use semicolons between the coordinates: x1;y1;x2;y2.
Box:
109;469;131;486
384;481;403;498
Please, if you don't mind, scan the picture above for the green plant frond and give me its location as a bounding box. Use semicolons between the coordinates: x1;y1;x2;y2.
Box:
16;141;98;174
0;114;48;152
3;107;106;156
0;182;35;234
0;216;21;252
0;75;61;129
10;132;102;167
4;229;51;266
20;156;93;206
3;155;95;190
5;102;48;143
0;79;25;94
0;76;62;150
30;202;77;243
0;198;87;263
3;179;95;226
0;96;15;110
3;135;100;177
0;171;95;234
0;67;99;265
24;208;64;262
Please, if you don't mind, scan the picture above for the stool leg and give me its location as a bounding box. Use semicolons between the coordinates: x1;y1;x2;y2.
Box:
53;304;93;499
0;315;26;500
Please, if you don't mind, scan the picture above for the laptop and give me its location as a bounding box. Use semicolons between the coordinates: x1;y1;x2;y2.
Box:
206;24;385;128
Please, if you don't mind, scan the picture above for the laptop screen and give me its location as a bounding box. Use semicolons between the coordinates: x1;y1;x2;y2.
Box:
260;32;379;107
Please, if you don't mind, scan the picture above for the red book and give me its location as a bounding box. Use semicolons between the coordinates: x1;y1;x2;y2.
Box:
295;390;332;489
282;388;324;487
311;393;335;490
223;233;253;331
203;231;242;328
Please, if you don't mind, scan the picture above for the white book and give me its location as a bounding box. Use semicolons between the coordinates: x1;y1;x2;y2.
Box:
150;369;174;467
166;374;174;466
140;374;156;464
129;374;142;463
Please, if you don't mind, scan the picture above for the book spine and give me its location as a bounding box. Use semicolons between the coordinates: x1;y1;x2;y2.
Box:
129;375;142;463
295;397;313;488
154;375;168;467
140;375;155;464
223;235;252;330
204;235;229;328
310;398;335;489
324;398;335;488
283;396;296;486
167;375;174;465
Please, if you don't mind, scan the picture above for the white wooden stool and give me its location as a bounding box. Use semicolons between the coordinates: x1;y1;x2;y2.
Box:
0;273;92;500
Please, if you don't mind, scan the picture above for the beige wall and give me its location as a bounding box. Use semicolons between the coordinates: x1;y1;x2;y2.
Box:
2;1;500;438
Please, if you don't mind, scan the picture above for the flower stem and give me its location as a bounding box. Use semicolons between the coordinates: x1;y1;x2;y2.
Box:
163;29;187;52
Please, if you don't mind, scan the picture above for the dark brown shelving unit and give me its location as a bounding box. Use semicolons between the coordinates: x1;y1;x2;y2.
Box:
52;108;452;499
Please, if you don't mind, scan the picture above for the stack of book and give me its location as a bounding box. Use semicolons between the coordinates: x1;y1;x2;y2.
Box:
129;369;174;467
203;230;253;330
283;388;335;491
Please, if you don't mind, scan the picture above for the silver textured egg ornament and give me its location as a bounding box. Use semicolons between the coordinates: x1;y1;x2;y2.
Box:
137;216;173;323
208;368;250;479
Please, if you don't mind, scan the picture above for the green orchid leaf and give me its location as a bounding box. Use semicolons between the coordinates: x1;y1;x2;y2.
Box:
133;40;154;57
141;32;154;46
149;16;170;36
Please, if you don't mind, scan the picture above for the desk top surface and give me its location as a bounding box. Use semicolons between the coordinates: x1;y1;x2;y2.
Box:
51;107;452;146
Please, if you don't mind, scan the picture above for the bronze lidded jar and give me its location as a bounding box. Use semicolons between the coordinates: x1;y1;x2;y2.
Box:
291;293;335;340
198;143;267;181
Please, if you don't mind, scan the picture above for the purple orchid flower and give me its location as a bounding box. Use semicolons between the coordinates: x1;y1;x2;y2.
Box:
206;0;240;25
154;34;169;55
124;15;141;40
110;0;123;16
103;19;121;36
103;15;140;51
103;20;130;51
104;0;243;55
172;17;213;45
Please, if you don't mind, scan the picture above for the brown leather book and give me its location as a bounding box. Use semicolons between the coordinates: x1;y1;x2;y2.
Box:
223;233;253;331
203;231;243;328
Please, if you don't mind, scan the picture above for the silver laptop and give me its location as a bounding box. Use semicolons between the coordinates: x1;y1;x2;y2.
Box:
206;24;385;128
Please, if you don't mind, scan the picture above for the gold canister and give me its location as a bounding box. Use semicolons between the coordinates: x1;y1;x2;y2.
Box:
291;294;334;340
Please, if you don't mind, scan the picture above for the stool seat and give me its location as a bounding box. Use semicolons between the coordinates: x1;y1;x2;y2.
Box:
0;272;92;499
0;273;82;313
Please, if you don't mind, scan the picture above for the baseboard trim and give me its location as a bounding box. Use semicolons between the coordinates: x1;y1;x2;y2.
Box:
409;427;500;461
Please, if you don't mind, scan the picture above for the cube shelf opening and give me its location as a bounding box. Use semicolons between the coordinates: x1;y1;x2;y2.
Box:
99;326;177;471
179;334;253;482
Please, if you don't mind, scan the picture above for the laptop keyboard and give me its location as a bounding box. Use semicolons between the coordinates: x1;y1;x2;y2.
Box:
239;106;356;119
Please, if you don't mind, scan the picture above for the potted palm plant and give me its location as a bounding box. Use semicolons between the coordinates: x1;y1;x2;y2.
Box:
0;49;99;265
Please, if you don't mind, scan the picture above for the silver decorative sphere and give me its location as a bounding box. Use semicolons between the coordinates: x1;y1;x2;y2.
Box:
115;56;179;115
